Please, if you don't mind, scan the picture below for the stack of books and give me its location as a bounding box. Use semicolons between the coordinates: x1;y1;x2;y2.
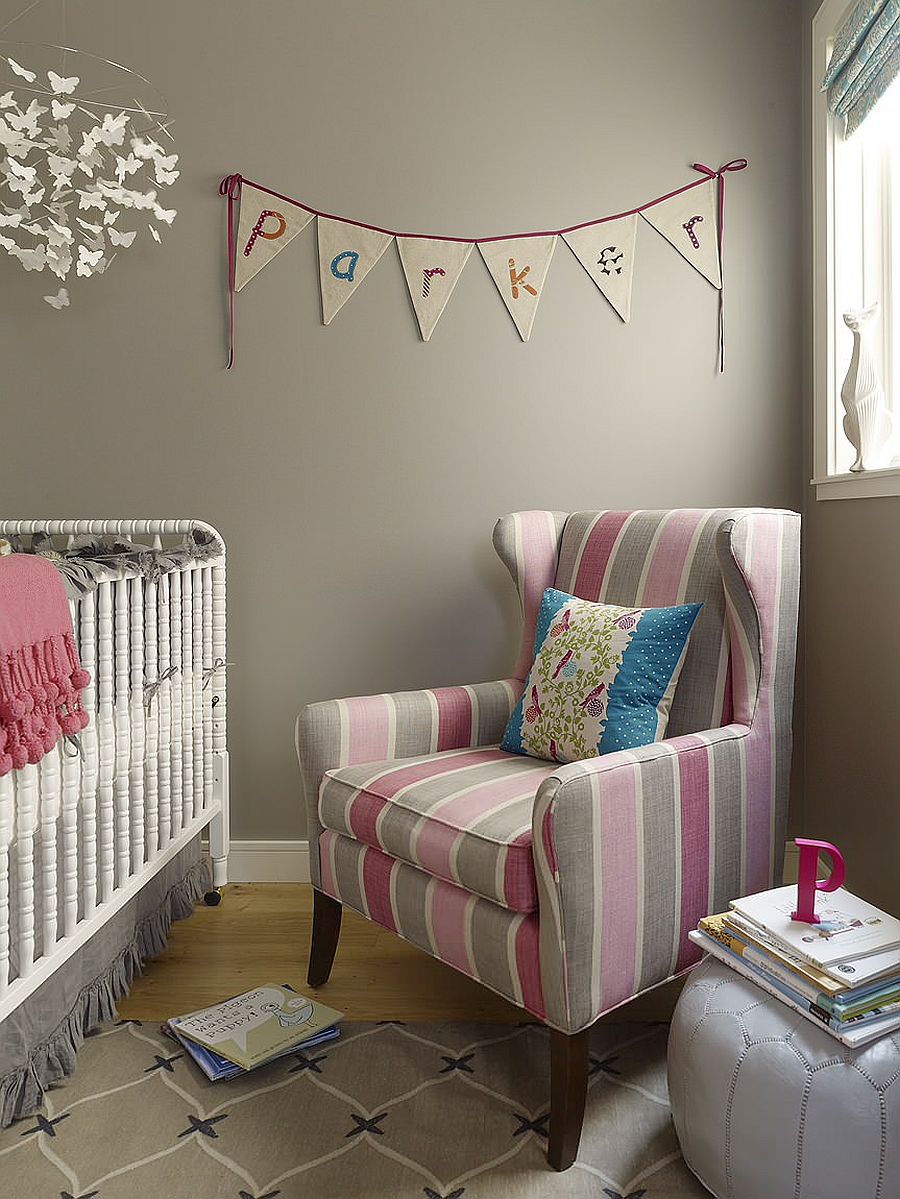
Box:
163;983;343;1081
690;884;900;1048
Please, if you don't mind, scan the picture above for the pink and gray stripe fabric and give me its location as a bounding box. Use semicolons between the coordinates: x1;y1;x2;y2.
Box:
296;509;800;1034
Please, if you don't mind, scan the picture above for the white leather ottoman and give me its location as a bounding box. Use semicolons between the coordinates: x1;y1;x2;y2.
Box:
668;958;900;1199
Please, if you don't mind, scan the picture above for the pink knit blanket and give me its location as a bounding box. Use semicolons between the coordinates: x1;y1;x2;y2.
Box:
0;554;90;775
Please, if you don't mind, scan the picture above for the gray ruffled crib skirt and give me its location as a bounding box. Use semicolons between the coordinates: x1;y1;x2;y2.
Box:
0;838;209;1128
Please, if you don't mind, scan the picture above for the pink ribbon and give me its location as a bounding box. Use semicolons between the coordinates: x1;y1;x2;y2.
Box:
219;173;243;370
690;159;748;372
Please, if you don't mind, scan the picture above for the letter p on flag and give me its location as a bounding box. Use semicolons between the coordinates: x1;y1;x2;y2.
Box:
791;838;847;924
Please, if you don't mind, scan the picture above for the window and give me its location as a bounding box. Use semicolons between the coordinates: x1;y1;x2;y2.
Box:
812;0;900;499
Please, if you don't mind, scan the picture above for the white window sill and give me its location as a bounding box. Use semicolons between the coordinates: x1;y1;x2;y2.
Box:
812;466;900;500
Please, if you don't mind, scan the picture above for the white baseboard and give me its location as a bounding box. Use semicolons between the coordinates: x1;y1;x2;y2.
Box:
226;839;310;883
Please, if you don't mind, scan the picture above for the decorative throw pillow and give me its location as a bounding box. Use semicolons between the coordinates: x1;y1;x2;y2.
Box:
501;588;702;764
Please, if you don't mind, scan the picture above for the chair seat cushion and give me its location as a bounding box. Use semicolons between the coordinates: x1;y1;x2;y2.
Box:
318;746;558;912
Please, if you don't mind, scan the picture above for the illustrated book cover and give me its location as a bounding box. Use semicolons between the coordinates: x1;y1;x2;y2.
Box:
730;885;900;969
171;985;344;1070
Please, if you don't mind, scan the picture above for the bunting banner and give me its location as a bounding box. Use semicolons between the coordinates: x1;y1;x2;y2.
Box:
234;183;315;292
562;213;638;323
639;177;722;288
397;237;474;341
479;236;557;342
218;158;747;369
318;216;393;324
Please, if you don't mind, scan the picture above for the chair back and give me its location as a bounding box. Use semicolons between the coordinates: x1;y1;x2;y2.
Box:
495;508;800;739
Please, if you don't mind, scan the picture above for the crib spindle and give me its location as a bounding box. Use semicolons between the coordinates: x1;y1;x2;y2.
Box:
129;576;146;874
212;563;227;749
38;746;61;955
201;566;214;810
0;775;13;993
59;732;80;939
59;598;81;938
209;559;229;889
180;568;195;825
96;581;115;903
169;571;184;837
191;567;204;813
14;765;38;977
156;574;172;848
143;577;159;858
113;576;132;887
78;589;99;918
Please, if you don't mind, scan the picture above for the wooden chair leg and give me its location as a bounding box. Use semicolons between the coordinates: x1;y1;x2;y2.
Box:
548;1026;591;1171
307;888;342;988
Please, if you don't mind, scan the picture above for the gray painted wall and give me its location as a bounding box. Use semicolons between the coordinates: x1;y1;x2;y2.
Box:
1;1;802;840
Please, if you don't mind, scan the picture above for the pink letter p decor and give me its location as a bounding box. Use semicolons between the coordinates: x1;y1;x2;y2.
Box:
791;838;847;924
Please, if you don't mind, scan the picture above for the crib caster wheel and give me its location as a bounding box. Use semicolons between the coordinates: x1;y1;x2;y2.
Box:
204;888;223;907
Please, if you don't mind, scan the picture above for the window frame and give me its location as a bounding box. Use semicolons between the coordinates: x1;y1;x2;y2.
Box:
812;0;900;500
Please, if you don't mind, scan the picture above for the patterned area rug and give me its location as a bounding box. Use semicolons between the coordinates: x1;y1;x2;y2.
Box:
0;1020;708;1198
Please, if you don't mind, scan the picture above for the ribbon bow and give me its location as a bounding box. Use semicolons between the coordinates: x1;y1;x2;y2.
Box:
201;656;230;690
144;665;179;710
690;159;749;373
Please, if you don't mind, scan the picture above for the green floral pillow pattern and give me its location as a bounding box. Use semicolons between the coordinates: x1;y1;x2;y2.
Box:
501;588;702;764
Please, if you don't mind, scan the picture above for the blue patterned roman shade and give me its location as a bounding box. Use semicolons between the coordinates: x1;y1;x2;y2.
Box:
823;1;900;134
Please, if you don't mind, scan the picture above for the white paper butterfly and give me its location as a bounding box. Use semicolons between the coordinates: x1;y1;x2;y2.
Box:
108;226;135;247
6;58;36;83
43;286;69;308
47;71;79;95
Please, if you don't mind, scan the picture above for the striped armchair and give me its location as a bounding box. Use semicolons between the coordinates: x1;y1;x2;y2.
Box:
296;509;801;1170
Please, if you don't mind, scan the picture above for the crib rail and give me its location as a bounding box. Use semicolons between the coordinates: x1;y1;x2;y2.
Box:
0;519;228;1024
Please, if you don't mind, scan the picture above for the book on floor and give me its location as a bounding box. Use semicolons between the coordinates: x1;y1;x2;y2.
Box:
171;984;344;1071
165;1020;341;1082
730;884;900;970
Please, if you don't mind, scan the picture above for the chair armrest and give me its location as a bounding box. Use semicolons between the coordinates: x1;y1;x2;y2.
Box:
296;679;521;885
532;723;757;1032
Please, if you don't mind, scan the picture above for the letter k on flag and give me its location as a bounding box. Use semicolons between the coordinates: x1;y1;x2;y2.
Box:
479;236;557;341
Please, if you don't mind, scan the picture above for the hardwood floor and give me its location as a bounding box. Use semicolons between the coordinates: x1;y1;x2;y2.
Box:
118;883;685;1023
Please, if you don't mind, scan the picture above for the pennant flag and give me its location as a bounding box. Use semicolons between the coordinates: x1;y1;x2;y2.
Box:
479;236;557;341
562;214;638;323
397;237;473;341
234;185;314;292
640;180;721;288
318;216;393;324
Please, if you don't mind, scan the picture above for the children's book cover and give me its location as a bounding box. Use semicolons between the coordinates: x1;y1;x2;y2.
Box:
731;886;900;967
172;985;343;1070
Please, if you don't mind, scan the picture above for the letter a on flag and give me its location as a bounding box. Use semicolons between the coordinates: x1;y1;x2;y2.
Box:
562;214;638;323
317;216;393;325
479;236;557;341
234;184;314;292
397;238;474;341
640;179;721;288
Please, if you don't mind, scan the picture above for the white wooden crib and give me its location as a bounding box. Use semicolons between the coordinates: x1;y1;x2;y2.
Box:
0;518;229;1027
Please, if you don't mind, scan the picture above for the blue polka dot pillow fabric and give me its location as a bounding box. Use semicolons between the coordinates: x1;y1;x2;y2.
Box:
501;588;702;764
